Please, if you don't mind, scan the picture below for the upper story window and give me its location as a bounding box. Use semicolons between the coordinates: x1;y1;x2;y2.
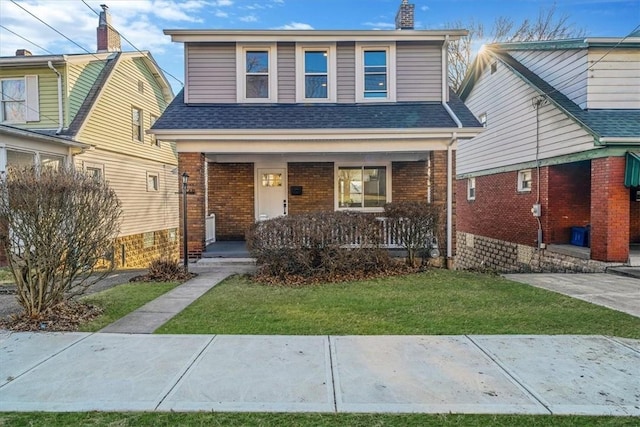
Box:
355;43;396;103
479;113;487;128
1;76;39;123
467;177;476;200
150;114;159;147
237;44;277;102
296;44;337;102
132;107;143;142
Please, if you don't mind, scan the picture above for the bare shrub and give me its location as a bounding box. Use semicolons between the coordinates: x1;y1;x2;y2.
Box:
384;201;443;267
0;166;121;317
247;211;395;283
143;258;193;282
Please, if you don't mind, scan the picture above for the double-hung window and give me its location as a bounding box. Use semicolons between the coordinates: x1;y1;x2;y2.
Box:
237;44;277;102
518;169;532;192
132;107;143;142
337;164;390;210
296;44;336;102
1;76;39;123
355;43;395;102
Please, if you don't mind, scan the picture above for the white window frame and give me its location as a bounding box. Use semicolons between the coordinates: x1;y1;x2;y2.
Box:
295;43;337;103
84;161;104;180
479;113;487;128
517;169;532;192
467;177;476;200
1;75;39;123
132;106;143;142
355;43;396;103
236;43;278;103
334;162;392;212
150;114;159;147
147;172;159;192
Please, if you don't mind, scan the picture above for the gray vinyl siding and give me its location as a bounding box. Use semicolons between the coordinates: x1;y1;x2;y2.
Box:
396;41;442;102
337;42;355;103
278;42;296;103
587;48;640;109
458;60;594;175
510;49;588;109
186;42;236;103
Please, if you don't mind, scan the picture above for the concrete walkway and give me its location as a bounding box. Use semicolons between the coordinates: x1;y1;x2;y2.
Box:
100;262;256;333
505;273;640;318
0;332;638;414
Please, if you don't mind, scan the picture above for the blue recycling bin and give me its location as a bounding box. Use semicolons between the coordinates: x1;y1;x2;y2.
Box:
570;226;589;247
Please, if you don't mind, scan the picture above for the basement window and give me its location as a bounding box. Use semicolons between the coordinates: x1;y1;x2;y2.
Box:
518;169;532;192
467;177;476;200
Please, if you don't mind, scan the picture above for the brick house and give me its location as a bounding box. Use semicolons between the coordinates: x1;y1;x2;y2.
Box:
456;38;640;272
151;1;483;262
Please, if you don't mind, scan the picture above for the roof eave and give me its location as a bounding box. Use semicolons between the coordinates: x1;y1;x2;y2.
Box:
0;126;90;149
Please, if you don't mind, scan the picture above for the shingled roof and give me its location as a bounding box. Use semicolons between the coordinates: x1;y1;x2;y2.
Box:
460;48;640;140
153;90;481;131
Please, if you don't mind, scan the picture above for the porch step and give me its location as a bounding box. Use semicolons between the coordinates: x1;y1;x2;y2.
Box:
196;258;256;265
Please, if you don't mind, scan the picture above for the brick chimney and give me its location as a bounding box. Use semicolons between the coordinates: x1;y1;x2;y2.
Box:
16;49;32;56
395;0;415;30
97;4;121;53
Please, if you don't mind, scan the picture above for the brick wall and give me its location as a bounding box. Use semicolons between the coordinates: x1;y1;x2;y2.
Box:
591;156;629;262
392;161;428;202
288;162;334;214
630;194;640;243
547;161;591;243
457;167;546;248
208;162;254;240
179;153;206;258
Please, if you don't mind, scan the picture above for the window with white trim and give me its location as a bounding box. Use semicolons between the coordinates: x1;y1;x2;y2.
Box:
132;107;143;142
40;153;64;170
296;44;336;102
467;177;476;200
237;44;277;102
479;113;487;128
150;114;159;146
6;149;35;167
518;169;532;192
84;161;104;180
337;164;389;210
355;43;396;102
147;172;159;192
0;76;39;123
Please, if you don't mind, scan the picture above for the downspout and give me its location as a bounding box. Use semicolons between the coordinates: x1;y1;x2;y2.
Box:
47;61;63;134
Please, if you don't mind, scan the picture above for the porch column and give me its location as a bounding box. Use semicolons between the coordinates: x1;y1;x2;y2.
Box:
590;156;629;262
178;152;206;260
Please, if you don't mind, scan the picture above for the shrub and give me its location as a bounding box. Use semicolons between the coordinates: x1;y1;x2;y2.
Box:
247;211;395;283
0;166;121;317
384;201;443;267
146;258;192;282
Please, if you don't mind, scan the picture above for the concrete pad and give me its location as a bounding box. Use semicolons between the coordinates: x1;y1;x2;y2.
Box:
505;274;640;318
0;332;89;387
330;336;547;414
99;311;180;334
160;335;334;412
0;333;212;411
471;335;640;416
609;337;640;353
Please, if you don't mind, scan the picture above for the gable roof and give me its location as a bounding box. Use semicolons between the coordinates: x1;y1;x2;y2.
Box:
459;41;640;142
153;89;481;135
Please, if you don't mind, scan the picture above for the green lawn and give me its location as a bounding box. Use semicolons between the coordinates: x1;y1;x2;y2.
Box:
0;267;14;285
79;282;179;332
156;270;640;338
0;412;637;427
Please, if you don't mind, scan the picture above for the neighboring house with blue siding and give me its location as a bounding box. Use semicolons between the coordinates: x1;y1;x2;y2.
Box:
0;5;178;268
151;0;483;263
456;37;640;272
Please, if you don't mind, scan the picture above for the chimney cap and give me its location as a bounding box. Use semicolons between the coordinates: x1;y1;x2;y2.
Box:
16;49;32;56
100;4;108;12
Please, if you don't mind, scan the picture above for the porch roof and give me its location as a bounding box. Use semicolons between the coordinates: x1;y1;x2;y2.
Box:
152;90;482;132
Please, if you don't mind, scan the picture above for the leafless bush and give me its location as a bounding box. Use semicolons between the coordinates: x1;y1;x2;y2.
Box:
144;258;192;282
0;166;121;317
384;201;443;267
247;211;394;283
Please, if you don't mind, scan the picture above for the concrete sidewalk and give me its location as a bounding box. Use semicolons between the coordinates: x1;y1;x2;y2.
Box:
0;332;638;415
100;262;256;334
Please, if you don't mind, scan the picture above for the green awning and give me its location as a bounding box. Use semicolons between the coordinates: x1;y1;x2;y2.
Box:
625;152;640;187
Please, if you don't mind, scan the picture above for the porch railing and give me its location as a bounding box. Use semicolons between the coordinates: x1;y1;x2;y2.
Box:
205;214;216;244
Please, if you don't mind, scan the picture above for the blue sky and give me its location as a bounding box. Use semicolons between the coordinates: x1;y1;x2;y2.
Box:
1;0;639;93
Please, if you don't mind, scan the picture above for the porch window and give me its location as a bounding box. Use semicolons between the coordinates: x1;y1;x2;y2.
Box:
518;169;532;192
40;153;64;170
337;165;388;209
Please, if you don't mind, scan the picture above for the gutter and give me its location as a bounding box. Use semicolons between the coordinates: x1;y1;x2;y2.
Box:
47;61;63;134
598;137;640;145
446;133;456;266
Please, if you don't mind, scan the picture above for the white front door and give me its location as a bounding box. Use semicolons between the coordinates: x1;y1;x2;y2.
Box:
256;168;287;220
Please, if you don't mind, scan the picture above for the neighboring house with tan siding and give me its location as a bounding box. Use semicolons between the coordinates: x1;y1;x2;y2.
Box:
456;37;640;272
0;6;178;268
151;0;483;262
